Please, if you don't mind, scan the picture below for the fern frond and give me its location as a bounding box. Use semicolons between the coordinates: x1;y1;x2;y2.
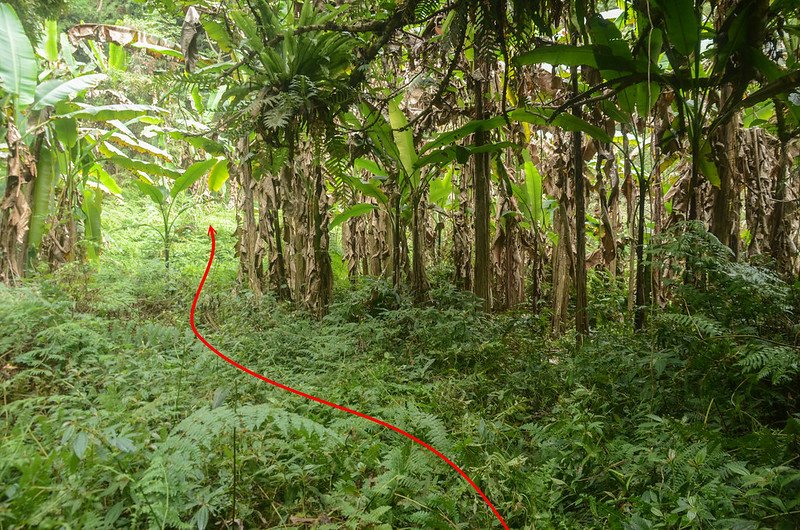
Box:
737;344;800;384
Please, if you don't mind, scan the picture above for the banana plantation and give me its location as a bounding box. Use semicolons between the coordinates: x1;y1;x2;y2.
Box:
1;0;800;528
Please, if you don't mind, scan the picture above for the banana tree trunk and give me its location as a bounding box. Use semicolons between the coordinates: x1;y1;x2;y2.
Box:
710;85;741;255
282;146;307;303
391;187;402;288
529;227;543;313
308;163;333;316
366;203;391;277
634;161;648;331
0;123;37;284
27;146;57;262
343;213;360;283
279;138;333;316
491;190;525;310
47;158;78;268
551;199;574;335
410;192;430;302
596;145;617;274
260;158;290;299
770;100;792;275
234;137;263;294
453;165;472;290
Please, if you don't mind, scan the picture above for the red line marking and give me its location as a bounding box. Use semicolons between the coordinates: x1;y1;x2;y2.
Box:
190;225;509;529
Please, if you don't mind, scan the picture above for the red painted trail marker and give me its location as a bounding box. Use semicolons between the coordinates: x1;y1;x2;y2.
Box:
191;226;509;529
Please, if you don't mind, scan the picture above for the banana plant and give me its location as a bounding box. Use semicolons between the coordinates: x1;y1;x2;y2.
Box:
0;6;116;275
0;6;186;279
509;150;546;231
339;100;410;290
135;157;223;270
28;26;168;265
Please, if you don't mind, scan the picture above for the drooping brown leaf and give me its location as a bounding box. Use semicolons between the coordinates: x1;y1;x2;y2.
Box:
0;123;36;283
66;24;182;61
181;6;202;73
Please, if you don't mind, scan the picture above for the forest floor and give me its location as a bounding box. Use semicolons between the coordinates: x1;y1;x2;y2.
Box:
1;188;799;529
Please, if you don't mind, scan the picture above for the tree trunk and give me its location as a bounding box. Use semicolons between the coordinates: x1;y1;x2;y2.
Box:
0;123;36;284
710;85;740;254
622;126;637;315
745;127;773;257
551;131;574;335
391;186;402;289
261;164;290;299
687;119;701;221
343;214;360;283
596;145;617;274
770;100;791;275
491;187;525;310
410;193;430;302
281;146;306;303
366;202;391;277
571;64;588;337
472;64;491;309
453;164;472;290
651;136;664;307
529;226;543;313
551;200;574;334
309;162;333;316
234;136;263;294
634;164;647;331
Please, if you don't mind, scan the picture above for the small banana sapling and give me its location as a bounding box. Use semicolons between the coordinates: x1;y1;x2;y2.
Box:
135;157;226;270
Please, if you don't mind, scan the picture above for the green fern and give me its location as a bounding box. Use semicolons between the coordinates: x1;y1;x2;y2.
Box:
655;312;726;338
737;343;800;384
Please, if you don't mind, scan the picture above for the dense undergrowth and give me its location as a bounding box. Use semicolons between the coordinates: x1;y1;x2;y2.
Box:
1;194;799;529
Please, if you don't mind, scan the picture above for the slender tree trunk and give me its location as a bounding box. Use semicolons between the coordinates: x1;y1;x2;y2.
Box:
652;136;664;306
596;145;617;274
529;226;542;313
411;193;430;302
453;165;472;290
343;215;360;283
552;132;574;335
634;167;647;331
367;204;390;277
571;64;588;337
622;126;637;315
472;67;491;310
392;187;402;289
491;182;525;310
770;100;791;275
552;200;574;335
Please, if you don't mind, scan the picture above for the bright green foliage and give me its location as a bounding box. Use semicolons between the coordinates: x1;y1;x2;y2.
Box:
0;3;38;104
31;73;107;110
388;96;419;187
41;18;57;61
330;203;377;229
206;158;229;192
